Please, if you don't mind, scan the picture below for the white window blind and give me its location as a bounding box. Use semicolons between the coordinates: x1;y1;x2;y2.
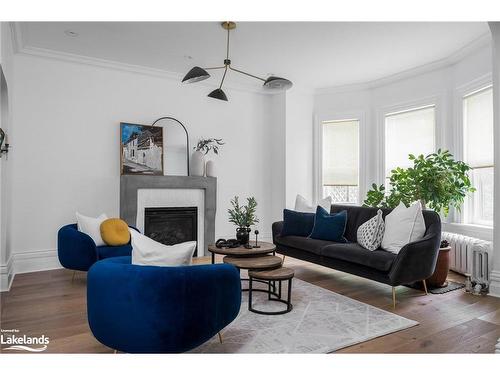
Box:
463;86;493;226
322;120;359;186
322;119;359;204
385;106;435;178
464;88;493;168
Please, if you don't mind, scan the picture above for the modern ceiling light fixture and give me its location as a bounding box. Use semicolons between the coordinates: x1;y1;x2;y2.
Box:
182;21;293;101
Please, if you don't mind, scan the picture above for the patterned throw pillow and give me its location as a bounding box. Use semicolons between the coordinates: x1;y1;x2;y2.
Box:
357;209;385;251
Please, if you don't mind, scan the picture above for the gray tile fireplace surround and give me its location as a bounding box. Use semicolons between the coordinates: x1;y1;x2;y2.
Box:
120;175;217;256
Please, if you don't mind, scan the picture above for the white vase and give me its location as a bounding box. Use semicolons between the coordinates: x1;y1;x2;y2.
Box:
190;151;205;176
206;160;216;177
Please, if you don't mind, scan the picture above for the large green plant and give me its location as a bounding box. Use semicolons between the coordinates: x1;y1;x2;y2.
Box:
228;196;259;228
363;149;475;216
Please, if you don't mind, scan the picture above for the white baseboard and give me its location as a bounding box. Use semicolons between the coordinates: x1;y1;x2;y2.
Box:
488;270;500;298
2;235;274;291
0;256;14;292
14;249;62;275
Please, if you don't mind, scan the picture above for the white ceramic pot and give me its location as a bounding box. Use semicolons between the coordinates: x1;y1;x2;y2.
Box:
206;160;216;177
190;151;205;176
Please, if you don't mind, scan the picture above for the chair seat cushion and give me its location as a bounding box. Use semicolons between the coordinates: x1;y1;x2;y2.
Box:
97;244;132;259
275;235;335;255
321;242;396;272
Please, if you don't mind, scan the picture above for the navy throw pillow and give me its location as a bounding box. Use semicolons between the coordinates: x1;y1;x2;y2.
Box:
281;209;315;237
309;206;347;242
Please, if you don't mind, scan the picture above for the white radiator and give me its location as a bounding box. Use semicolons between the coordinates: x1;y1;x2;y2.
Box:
442;232;492;286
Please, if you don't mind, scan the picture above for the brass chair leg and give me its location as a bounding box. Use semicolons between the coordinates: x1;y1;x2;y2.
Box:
422;279;428;295
392;287;396;309
217;332;223;344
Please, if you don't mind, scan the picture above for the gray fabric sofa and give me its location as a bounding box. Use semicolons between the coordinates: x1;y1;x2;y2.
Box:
272;205;441;299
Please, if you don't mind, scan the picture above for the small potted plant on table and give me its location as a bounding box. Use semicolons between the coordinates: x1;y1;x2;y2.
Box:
228;196;259;245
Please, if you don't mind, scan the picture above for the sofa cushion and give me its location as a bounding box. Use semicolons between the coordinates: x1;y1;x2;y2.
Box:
97;244;132;259
321;242;396;272
281;209;315;237
309;207;347;242
274;235;334;255
295;194;332;213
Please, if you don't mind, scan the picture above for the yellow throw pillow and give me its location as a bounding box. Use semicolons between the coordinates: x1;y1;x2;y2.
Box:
100;218;131;246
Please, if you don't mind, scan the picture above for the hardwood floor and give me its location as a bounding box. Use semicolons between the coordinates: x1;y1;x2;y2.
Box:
1;255;500;353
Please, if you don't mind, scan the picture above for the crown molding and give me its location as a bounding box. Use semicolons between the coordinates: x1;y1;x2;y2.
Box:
9;22;284;96
315;32;492;96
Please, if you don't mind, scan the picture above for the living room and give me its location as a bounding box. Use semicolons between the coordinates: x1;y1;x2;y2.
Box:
1;0;500;372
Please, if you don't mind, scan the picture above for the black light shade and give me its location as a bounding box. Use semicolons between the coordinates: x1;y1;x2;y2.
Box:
207;88;228;101
182;66;210;83
263;76;293;91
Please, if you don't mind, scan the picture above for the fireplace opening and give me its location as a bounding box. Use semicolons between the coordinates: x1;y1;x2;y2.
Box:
144;207;198;256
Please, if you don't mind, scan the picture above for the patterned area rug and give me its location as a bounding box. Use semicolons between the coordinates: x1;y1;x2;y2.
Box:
192;278;418;353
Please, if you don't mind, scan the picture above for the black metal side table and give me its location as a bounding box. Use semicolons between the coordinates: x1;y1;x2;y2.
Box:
248;267;294;315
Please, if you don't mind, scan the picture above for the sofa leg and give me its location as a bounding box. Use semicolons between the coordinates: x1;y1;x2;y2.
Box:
422;279;428;295
217;332;223;344
392;287;396;309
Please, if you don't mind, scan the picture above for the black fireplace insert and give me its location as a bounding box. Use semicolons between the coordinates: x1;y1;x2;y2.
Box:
144;207;198;256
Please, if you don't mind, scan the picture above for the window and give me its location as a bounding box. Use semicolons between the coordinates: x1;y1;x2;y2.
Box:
385;105;435;181
322;119;359;204
463;86;493;226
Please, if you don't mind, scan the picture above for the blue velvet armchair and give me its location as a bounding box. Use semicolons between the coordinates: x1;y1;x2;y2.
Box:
57;224;134;272
87;256;242;353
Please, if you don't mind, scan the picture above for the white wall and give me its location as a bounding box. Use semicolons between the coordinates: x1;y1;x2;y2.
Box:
0;22;14;291
7;52;282;272
268;92;287;222
285;90;314;208
488;22;500;297
313;42;493;240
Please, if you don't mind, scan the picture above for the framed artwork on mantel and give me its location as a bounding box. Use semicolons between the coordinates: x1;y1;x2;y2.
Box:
120;122;164;175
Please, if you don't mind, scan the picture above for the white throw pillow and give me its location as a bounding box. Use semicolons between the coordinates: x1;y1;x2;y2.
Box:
357;209;385;251
76;212;108;247
294;194;332;213
381;201;426;254
131;230;196;267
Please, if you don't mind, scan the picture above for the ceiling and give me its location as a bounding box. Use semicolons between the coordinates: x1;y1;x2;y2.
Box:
17;22;490;90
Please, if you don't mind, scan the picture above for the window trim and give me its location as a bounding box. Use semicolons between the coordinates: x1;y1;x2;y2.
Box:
313;110;366;205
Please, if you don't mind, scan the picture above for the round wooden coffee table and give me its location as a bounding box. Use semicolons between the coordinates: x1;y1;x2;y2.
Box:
248;267;294;315
222;255;283;270
207;241;276;264
222;254;283;298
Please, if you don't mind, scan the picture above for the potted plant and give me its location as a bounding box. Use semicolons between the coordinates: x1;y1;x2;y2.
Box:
364;149;475;213
227;196;259;245
425;240;452;287
191;138;225;177
364;149;475;287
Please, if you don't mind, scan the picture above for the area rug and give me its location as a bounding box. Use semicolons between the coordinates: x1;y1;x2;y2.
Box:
191;278;418;353
406;280;465;294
